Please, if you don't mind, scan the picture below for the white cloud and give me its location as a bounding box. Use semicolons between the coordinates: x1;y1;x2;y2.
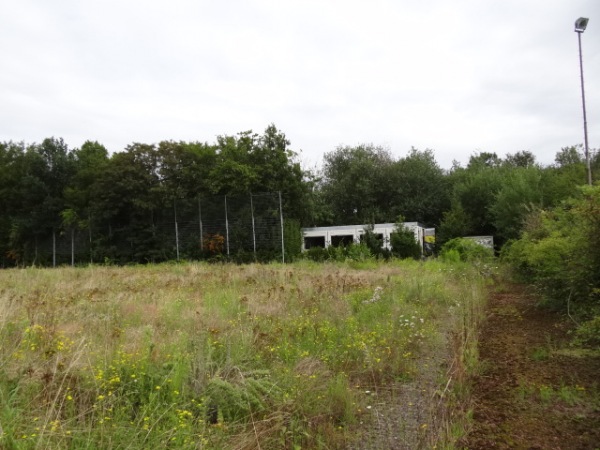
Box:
1;0;599;168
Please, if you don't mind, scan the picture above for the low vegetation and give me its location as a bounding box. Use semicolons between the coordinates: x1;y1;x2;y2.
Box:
502;184;600;348
0;260;488;449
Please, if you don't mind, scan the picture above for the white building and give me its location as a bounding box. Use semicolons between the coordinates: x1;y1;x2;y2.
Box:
301;222;429;252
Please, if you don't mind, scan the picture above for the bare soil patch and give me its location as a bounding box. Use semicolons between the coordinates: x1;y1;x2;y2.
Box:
461;286;600;449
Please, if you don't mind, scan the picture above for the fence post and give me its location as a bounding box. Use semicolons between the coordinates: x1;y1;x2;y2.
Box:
279;191;285;263
52;229;56;268
198;197;203;252
89;214;93;264
71;228;75;267
225;195;230;256
250;193;257;259
174;199;180;261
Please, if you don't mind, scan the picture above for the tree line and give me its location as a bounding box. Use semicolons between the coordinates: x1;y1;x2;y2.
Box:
314;142;598;242
1;123;598;266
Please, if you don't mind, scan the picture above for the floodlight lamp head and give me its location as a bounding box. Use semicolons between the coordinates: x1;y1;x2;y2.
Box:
575;17;589;33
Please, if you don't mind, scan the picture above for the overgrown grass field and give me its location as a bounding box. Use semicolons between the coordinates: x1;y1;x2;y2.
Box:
0;260;488;449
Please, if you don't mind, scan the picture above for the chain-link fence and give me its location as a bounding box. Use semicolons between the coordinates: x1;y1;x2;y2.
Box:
15;193;286;267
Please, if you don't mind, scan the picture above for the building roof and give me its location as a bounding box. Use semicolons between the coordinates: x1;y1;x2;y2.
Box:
302;222;425;233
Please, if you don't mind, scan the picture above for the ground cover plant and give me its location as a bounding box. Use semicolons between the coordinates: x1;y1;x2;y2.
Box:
461;284;600;449
0;260;487;449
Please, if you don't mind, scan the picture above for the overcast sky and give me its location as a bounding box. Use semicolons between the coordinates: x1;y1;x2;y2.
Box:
2;0;599;169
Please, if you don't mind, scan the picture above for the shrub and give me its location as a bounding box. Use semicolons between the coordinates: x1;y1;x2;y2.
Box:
501;186;600;334
390;226;421;260
573;315;600;349
362;224;385;258
440;248;461;263
440;238;493;262
345;242;373;261
305;246;327;262
284;219;303;262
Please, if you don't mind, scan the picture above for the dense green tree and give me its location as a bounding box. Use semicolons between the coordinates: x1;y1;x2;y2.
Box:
251;125;309;222
503;150;536;168
388;148;449;225
209;132;258;195
5;138;76;264
2;126;596;266
89;145;164;263
32;138;76;231
452;168;502;235
439;153;505;246
439;146;596;247
63;141;110;228
555;145;584;167
540;145;589;203
0;142;27;265
592;148;600;178
206;125;309;220
490;167;543;241
437;202;473;245
155;141;217;199
302;171;335;227
467;151;502;169
320;144;394;224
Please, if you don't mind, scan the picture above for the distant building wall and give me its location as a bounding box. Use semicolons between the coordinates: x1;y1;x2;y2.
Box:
301;222;429;252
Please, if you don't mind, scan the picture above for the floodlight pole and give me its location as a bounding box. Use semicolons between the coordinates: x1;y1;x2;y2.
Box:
575;18;592;185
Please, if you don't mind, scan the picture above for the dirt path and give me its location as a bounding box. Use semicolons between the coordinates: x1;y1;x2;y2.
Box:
461;286;600;449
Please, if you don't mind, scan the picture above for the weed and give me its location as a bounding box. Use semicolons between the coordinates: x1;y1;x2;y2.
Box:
530;346;550;361
0;261;488;449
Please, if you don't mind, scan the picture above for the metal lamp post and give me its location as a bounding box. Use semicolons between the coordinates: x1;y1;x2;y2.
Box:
575;17;592;185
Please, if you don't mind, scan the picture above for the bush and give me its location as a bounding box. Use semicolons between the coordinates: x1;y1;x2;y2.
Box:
345;242;373;261
573;315;600;349
440;248;461;263
284;219;303;262
440;238;493;262
305;246;327;262
303;243;373;263
362;224;384;258
390;228;421;260
501;185;600;319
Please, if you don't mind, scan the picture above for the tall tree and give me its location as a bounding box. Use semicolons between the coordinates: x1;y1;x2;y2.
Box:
251;124;309;222
320;144;394;224
209;132;258;195
388;148;449;225
89;144;163;263
490;167;543;241
0;142;27;265
438;158;504;245
63;141;109;227
6;138;76;264
155;140;217;199
504;150;536;168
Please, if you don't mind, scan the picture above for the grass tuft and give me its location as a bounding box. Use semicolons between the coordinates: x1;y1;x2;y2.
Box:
0;261;488;449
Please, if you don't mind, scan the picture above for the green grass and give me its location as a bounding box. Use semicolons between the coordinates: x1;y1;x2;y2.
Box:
515;379;595;408
0;260;488;449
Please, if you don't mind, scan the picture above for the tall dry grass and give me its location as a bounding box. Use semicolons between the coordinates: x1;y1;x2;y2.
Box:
0;260;490;449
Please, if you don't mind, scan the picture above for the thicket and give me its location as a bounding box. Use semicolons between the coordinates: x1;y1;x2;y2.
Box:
440;238;494;263
502;185;600;347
